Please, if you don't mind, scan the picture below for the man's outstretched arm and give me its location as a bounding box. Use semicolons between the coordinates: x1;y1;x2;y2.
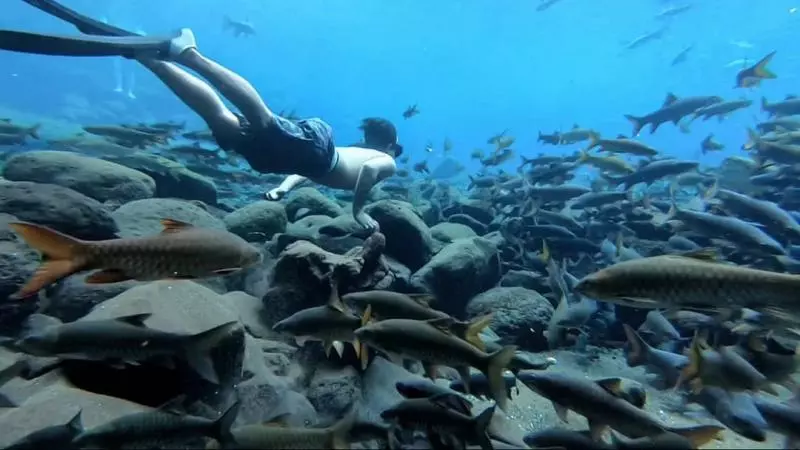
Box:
352;154;396;230
266;174;308;200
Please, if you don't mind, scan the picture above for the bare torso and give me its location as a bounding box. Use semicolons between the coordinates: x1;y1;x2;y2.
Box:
311;146;395;189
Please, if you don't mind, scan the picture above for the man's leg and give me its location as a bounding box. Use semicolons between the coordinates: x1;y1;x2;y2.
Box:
169;30;275;128
138;58;241;144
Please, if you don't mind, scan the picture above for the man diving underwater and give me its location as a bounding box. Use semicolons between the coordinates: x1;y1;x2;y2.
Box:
0;0;403;230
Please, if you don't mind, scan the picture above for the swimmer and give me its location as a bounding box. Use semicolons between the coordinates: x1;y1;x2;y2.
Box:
2;0;401;231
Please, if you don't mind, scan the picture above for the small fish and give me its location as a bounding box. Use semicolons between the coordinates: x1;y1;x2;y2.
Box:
413;161;429;174
8;219;262;299
701;134;725;154
403;104;419;119
223;16;255;37
736;51;777;88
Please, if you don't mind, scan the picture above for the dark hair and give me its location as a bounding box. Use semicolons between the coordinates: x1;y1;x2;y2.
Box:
359;117;401;156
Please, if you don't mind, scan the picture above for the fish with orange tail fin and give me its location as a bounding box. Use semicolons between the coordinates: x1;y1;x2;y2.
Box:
736;51;777;88
8;219;262;299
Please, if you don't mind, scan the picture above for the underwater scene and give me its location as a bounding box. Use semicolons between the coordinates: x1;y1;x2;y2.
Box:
0;0;799;448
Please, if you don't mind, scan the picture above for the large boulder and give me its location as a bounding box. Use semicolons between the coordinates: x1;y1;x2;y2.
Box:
410;236;501;317
285;187;343;221
2;150;156;203
224;201;288;242
0;181;118;240
111;198;225;238
0;384;149;449
305;365;361;422
430;222;476;243
0;213;41;334
263;234;388;325
103;152;218;204
364;200;435;271
465;287;553;352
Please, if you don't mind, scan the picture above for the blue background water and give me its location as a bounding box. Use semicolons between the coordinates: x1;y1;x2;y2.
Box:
1;0;798;177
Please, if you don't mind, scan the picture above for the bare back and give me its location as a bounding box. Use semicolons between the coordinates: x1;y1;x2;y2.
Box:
312;146;396;189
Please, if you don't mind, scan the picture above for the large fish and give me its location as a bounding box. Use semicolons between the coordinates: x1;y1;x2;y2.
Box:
575;250;800;331
8;219;262;299
354;318;517;411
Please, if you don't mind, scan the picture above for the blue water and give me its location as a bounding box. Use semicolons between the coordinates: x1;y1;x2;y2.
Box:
1;0;799;177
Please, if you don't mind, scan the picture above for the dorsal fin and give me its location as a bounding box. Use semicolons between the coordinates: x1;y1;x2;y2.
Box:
156;394;186;414
161;218;193;233
325;275;346;313
678;248;719;261
262;416;290;427
616;134;627;139
572;123;579;129
114;313;152;326
426;317;455;334
663;92;679;106
786;95;798;100
595;377;623;396
407;293;435;307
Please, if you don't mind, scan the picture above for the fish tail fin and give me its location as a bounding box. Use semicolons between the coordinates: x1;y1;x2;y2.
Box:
624;114;643;137
666;424;724;448
483;345;517;412
744;127;760;151
28;124;41;139
468;175;475;190
185;321;238;384
761;96;769;112
8;222;89;300
754;51;777;79
622;324;651;367
211;400;240;442
329;406;358;450
472;405;496;450
578;149;590;163
674;331;703;392
464;313;493;352
586;134;600;151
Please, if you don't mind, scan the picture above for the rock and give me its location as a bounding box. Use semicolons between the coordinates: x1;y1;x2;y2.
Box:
0;384;149;448
222;291;273;339
416;200;441;227
499;270;549;292
430;222;477;243
104;152;218;204
224;201;288;242
82;280;245;394
442;199;494;224
0;181;118;240
44;272;140;323
306;365;361;422
111;198;225;237
3;151;156;203
0;214;39;333
364;200;434;271
358;357;423;426
465;287;553;352
447;213;488;235
263;235;388;325
224;250;273;299
236;335;314;427
285;187;343;221
410;236;501;317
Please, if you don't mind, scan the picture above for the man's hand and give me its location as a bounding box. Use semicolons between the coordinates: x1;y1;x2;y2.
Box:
265;187;287;201
355;211;380;232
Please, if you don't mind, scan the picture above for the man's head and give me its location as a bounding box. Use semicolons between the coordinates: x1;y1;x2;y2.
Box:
359;117;403;157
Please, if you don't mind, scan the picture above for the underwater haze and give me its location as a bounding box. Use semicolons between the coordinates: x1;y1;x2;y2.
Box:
4;1;800;449
1;0;797;174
